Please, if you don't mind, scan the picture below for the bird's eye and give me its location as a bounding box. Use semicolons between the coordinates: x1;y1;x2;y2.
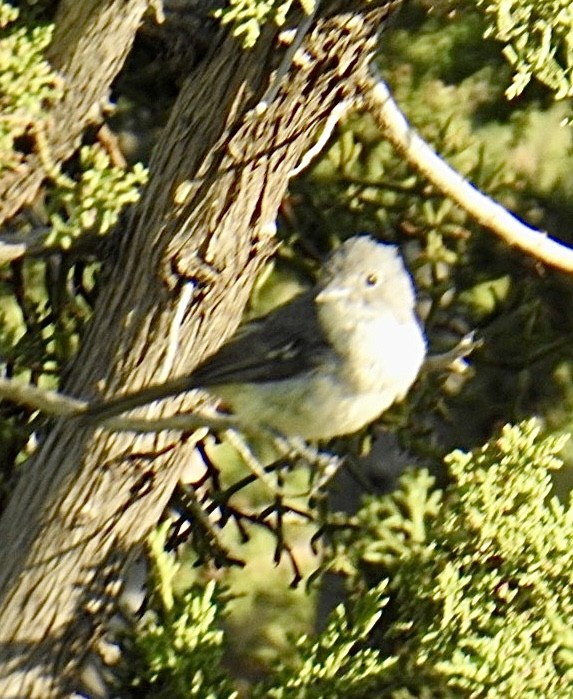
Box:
365;273;378;286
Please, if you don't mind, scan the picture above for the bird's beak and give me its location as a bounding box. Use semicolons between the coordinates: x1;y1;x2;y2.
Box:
316;286;351;304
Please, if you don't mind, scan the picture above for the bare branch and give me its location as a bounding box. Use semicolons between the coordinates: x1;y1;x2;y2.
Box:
0;377;85;416
362;68;573;273
0;377;234;433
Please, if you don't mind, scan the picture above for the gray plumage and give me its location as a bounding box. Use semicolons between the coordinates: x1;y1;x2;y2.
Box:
85;236;426;439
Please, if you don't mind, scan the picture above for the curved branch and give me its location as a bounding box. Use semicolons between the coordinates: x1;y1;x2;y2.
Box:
362;68;573;273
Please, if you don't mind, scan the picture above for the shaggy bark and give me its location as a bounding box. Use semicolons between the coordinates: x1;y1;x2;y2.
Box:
0;1;400;695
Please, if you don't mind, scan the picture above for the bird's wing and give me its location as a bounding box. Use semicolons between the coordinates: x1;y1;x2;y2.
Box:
191;291;332;385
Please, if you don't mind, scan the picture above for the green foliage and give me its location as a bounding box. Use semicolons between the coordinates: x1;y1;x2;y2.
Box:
125;528;392;699
214;0;316;48
45;144;148;248
0;1;16;26
335;421;573;697
126;523;239;699
478;0;573;100
2;2;573;695
124;424;573;697
253;583;392;699
0;1;61;172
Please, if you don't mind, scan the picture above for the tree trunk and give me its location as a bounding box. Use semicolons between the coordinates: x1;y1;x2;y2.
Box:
0;1;400;695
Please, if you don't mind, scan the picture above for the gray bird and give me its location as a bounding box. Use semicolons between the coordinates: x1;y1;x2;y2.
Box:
85;236;426;440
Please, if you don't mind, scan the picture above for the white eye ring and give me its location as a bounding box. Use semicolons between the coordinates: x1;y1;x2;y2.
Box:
365;273;378;287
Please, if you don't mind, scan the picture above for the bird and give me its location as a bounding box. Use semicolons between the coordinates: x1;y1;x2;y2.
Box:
84;236;426;440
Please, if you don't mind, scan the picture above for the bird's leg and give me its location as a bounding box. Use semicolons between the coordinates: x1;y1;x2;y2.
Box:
224;428;285;497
